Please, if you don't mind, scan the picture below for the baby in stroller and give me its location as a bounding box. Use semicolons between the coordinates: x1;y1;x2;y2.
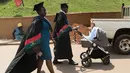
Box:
80;23;110;67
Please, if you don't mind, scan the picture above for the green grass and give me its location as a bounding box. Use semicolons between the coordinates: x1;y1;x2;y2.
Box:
0;0;130;17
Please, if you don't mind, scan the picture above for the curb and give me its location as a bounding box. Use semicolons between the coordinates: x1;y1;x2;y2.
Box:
0;41;54;45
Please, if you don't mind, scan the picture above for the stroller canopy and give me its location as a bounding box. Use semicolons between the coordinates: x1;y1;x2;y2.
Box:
88;27;110;47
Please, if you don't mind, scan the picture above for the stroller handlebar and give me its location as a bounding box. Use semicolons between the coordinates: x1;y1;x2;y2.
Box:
74;29;93;44
72;26;80;30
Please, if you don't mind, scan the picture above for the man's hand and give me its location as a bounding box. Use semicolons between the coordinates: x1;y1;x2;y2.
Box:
72;26;80;30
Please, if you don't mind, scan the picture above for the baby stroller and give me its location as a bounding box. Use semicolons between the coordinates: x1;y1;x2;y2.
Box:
55;25;110;67
75;27;110;67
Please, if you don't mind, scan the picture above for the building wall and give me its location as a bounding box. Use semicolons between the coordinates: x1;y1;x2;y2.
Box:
0;12;121;39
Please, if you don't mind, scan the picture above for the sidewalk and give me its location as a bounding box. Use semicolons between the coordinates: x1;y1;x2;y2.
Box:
1;44;130;73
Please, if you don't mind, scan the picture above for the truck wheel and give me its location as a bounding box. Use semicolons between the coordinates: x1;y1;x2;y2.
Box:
114;34;130;54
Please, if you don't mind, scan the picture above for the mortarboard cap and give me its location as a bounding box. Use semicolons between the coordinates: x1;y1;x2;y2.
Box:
33;2;44;11
61;3;68;9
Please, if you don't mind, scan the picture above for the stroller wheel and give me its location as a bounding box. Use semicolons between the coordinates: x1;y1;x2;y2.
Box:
80;52;88;59
101;55;110;65
81;57;92;67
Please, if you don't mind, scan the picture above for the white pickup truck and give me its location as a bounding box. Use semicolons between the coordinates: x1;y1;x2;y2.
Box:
91;19;130;54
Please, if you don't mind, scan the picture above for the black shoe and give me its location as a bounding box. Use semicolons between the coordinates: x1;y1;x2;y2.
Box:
53;60;62;65
69;60;78;65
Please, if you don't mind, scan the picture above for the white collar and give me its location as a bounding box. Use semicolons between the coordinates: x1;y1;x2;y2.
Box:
60;10;66;14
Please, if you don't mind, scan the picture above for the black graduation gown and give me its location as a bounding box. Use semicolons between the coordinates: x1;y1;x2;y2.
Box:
5;17;42;73
53;12;73;59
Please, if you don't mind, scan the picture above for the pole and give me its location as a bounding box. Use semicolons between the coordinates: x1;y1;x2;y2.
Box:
22;0;24;7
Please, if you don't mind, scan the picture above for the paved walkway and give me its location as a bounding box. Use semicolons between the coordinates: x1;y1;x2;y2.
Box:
1;43;130;73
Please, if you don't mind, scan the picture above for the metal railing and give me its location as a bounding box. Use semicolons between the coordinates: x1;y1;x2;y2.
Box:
123;6;130;16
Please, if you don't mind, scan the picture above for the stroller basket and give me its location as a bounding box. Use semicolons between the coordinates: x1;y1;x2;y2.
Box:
81;39;92;48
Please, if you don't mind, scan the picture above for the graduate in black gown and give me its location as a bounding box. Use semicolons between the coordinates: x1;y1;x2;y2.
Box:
53;3;78;65
5;15;42;73
5;2;54;73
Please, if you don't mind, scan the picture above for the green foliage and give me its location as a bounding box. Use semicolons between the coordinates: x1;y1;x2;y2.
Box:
0;0;130;17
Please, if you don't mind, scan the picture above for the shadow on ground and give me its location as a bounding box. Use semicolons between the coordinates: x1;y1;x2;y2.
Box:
88;63;114;70
77;63;115;73
41;70;45;73
54;61;79;73
108;47;130;59
54;60;115;73
78;63;114;73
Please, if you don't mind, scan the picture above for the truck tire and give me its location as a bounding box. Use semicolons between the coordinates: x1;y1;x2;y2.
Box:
114;34;130;54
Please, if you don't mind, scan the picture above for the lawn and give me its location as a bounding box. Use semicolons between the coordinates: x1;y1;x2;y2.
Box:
0;0;130;17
